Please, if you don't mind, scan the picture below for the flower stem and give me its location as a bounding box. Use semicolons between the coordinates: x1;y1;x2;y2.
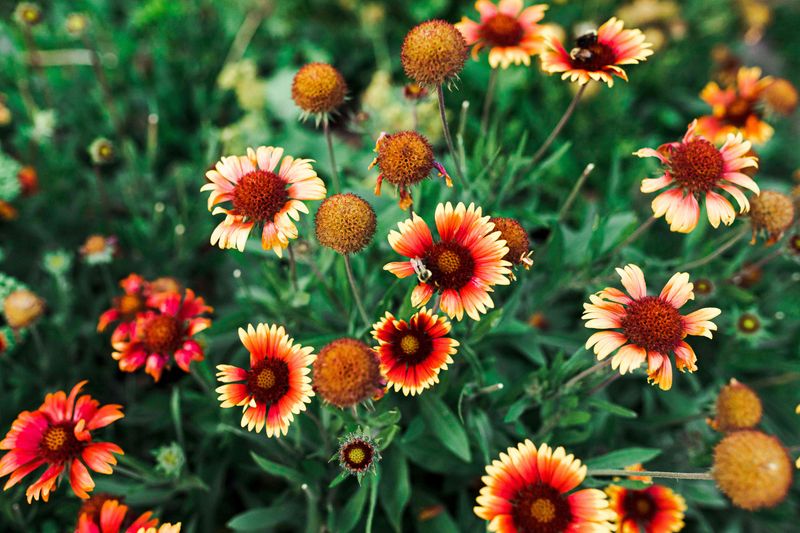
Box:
323;119;341;193
82;34;123;137
675;225;750;271
558;163;595;222
564;358;612;389
588;469;713;481
611;215;657;256
437;84;466;185
287;244;298;291
480;68;498;134
343;254;370;328
527;83;587;169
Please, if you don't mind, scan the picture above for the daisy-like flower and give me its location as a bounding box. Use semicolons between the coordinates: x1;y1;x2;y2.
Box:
456;0;548;69
384;202;511;321
540;17;653;87
216;323;315;438
76;496;158;533
606;479;686;533
371;308;459;395
635;119;759;233
697;67;775;144
583;264;721;391
474;440;615;532
0;381;124;503
201;146;326;256
335;430;381;483
111;289;211;382
97;274;150;334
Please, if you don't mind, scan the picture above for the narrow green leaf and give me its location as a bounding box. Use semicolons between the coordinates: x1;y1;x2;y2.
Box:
557;410;592;427
335;479;370;533
419;394;471;462
227;503;302;531
588;398;638;418
380;452;410;532
250;451;305;486
585;447;662;469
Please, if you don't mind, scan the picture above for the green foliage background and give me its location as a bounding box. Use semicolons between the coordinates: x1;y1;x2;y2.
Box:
0;0;798;531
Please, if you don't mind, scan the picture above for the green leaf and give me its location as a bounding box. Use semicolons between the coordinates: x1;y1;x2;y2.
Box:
588;398;638;418
329;471;349;488
419;394;472;462
504;396;531;423
250;452;305;486
585;447;662;469
380;452;410;532
227;503;302;531
557;410;592;427
335;479;370;533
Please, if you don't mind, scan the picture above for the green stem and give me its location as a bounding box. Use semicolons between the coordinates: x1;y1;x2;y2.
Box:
675;225;749;271
588;469;713;481
564;358;612;389
480;68;498;134
343;254;370;328
558;163;595;221
437;84;466;185
287;243;298;291
323;119;341;193
527;84;587;170
611;216;657;256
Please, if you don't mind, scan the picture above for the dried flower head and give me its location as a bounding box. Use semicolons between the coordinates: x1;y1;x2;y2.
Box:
291;63;347;120
401;20;468;86
13;2;42;27
3;288;45;329
313;338;384;408
490;217;533;274
315;193;376;255
709;379;763;432
749;190;795;245
88;138;115;165
335;430;380;482
713;429;793;511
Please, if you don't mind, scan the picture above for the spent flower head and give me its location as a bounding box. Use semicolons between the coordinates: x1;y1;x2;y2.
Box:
401;20;468;87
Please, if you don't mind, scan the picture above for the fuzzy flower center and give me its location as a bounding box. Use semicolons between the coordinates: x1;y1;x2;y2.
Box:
424;241;475;290
623;490;656;523
513;483;572;533
482;14;524;47
669;139;724;194
347;447;366;465
376;132;434;186
400;334;420;354
40;423;82;462
248;358;290;405
143;315;182;353
393;329;433;366
620;296;684;354
232;170;289;223
340;440;374;472
569;32;616;71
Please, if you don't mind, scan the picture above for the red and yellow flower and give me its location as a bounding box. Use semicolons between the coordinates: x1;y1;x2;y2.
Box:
456;0;549;69
583;264;721;390
216;323;315;438
540;17;653;87
474;439;615;532
697;67;775;145
111;289;211;382
0;381;124;503
384;202;511;321
97;274;150;334
76;496;159;533
635;119;759;233
371;308;459;395
201;146;326;256
606;476;686;533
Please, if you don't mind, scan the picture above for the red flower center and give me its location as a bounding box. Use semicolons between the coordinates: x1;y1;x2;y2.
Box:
482;14;524;47
232;170;289;223
424;241;475;290
668;139;724;195
621;296;684;355
622;490;656;524
40;422;83;462
569;33;616;71
340;440;374;473
248;358;290;405
512;482;572;533
393;330;433;365
143;315;182;353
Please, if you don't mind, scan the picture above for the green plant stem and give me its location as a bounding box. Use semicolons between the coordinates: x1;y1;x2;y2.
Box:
287;243;298;291
82;34;123;137
480;68;498;134
611;215;656;256
437;84;466;185
343;254;370;328
675;225;749;271
564;358;612;389
588;469;713;481
558;163;595;221
323;119;341;193
527;83;587;169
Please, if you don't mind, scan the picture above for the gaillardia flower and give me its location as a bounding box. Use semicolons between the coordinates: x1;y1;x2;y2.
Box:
540;17;653;87
97;274;150;334
749;190;795;245
312;338;384;408
490;217;533;277
583;264;721;390
401;20;468;86
712;429;793;511
372;308;458;395
0;381;124;503
76;497;158;533
291;63;347;122
474;440;615;532
202;146;326;256
216;323;315;438
80;234;118;265
456;0;548;69
697;67;775;144
2;288;45;329
606;480;686;533
369;131;451;210
635;119;759;233
315;193;376;255
335;431;380;482
384;202;511;321
708;378;762;433
111;289;211;382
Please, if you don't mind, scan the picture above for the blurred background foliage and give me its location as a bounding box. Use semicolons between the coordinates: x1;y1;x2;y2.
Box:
0;0;798;531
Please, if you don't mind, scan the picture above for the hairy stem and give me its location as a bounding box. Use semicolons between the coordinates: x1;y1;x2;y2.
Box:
343;254;370;328
437;84;466;185
324;119;341;193
588;469;713;481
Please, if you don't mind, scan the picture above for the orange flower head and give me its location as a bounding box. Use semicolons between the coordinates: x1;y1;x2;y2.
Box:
202;146;326;256
490;217;533;272
0;381;124;503
76;497;160;533
713;429;793;511
315;193;376;255
636;119;759;233
369;131;451;210
216;323;315;437
749;190;794;245
763;78;798;115
111;289;211;382
372;308;459;395
456;1;549;69
3;288;45;329
709;378;762;432
583;264;721;390
97;274;150;333
606;482;686;533
475;440;615;532
401;20;468;86
385;202;512;321
291;63;347;118
540;17;653;87
697;67;775;144
313;338;384;408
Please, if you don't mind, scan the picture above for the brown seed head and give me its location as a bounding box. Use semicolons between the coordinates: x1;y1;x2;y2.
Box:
711;379;763;432
401;20;467;86
291;63;347;115
376;131;435;187
313;338;384;408
490;217;530;266
750;190;795;242
315;193;376;255
3;289;45;329
713;430;793;510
